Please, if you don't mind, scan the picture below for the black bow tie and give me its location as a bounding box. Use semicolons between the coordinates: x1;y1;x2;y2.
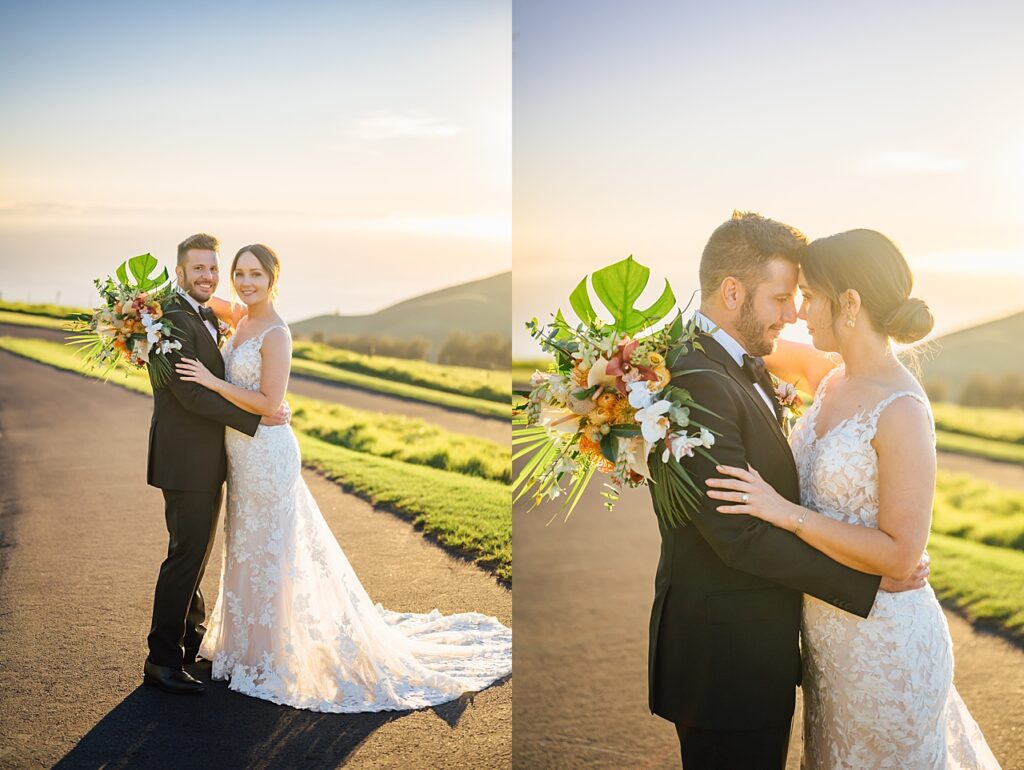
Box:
197;304;217;325
742;354;769;389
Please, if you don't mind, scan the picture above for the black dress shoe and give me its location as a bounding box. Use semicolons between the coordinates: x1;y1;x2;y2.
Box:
143;660;205;694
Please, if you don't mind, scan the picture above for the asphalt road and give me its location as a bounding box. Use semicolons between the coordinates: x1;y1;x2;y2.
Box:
512;479;1024;770
0;350;511;770
0;322;510;445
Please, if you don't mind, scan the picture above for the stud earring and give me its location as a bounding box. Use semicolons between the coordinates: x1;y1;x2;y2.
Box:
846;315;857;328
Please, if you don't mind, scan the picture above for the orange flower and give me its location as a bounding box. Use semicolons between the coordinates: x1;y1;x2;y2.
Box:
578;433;615;473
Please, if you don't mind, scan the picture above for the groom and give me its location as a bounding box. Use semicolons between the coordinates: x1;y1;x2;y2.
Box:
648;212;925;767
144;232;287;694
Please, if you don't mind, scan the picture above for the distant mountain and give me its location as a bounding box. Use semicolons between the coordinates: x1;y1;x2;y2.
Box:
915;310;1024;399
291;272;511;360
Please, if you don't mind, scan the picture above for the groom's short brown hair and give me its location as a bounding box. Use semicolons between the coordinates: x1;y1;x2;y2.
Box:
177;233;220;265
699;211;807;296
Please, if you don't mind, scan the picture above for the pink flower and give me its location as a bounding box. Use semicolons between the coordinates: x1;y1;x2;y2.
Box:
605;339;658;395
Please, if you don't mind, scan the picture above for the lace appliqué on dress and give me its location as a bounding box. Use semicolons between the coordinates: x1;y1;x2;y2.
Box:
789;366;1000;769
198;324;512;712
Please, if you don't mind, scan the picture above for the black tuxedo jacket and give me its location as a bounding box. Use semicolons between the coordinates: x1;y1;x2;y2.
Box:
147;294;261;492
648;333;881;730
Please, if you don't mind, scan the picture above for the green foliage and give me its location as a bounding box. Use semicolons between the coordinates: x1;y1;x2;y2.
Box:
932;402;1024;444
291;339;511;404
290;394;510;483
569;255;675;335
111;253;170;293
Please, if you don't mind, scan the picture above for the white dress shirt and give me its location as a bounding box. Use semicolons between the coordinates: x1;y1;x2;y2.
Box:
692;310;774;411
178;289;218;341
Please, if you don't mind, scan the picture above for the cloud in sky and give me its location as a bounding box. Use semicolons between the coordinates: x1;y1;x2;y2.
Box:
857;150;968;177
350;112;462;141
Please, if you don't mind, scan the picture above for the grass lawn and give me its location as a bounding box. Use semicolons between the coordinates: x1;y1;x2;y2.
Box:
0;310;73;331
0;336;512;580
932;402;1024;445
935;430;1024;465
927;471;1024;643
290;393;510;483
291;357;509;420
928;533;1024;644
293;340;511;404
932;471;1024;551
0;300;91;320
298;433;510;581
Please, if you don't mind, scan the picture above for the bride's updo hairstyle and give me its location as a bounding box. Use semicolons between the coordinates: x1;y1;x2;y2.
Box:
802;229;934;344
232;243;281;301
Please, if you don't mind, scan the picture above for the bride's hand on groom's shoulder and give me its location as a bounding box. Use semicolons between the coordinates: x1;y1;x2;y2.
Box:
705;464;798;529
175;357;219;391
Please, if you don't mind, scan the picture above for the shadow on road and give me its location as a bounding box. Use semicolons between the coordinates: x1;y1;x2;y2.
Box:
50;672;480;770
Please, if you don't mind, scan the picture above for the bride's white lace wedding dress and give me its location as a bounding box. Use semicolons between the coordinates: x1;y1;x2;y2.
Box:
198;324;512;712
790;366;999;769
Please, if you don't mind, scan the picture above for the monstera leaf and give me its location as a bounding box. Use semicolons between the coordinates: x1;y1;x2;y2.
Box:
568;256;675;335
114;253;170;293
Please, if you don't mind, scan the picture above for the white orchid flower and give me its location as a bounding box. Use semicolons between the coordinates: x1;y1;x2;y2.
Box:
661;433;701;463
635;399;673;443
627;379;655;410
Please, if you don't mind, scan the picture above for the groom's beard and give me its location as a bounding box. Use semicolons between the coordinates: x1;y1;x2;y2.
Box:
180;276;215;304
735;295;776;357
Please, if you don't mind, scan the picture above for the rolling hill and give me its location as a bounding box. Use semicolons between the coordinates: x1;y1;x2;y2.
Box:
291;272;511;360
915;310;1024;399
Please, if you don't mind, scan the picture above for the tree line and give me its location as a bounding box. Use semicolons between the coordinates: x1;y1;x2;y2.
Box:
926;373;1024;409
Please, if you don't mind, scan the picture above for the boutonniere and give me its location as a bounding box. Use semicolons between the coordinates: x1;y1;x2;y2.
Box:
772;377;805;421
217;320;233;347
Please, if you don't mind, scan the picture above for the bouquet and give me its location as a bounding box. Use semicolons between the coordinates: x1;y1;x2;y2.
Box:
68;253;182;387
513;256;720;527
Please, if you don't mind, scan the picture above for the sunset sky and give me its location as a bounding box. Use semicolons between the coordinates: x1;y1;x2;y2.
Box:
513;0;1024;355
0;0;510;320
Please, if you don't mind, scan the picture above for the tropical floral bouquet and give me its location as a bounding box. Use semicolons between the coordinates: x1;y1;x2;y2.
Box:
514;256;719;527
67;253;182;387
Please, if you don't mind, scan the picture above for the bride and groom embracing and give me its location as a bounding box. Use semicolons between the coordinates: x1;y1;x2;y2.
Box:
143;233;511;711
649;213;999;768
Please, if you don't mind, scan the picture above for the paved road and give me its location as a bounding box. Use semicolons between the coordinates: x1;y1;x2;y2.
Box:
0;322;510;445
0;350;511;770
512;481;1024;770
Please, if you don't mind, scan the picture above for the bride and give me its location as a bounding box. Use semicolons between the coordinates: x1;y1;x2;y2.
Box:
174;244;511;712
706;229;999;768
